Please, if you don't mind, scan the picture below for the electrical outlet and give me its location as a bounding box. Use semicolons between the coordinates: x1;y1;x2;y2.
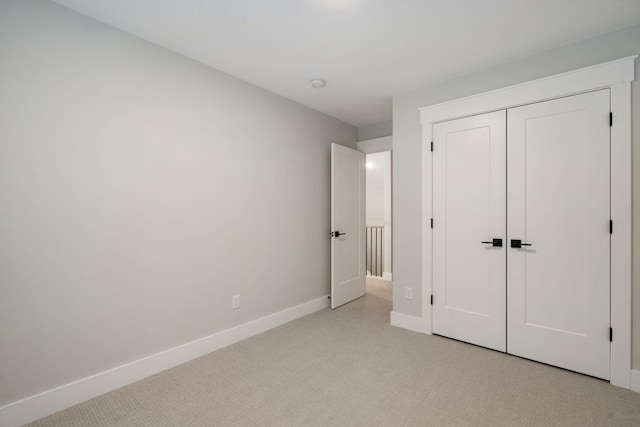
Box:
232;294;240;310
405;287;413;299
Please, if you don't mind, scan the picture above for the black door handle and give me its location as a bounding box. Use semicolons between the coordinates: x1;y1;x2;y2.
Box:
510;239;532;248
481;238;503;247
331;231;346;238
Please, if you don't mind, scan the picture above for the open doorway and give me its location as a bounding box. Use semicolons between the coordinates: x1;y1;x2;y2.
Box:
365;151;392;302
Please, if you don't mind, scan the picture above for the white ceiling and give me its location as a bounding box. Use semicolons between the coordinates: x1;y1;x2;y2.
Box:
51;0;640;127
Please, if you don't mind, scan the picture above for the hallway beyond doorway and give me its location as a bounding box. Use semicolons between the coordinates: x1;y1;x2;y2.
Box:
366;277;392;302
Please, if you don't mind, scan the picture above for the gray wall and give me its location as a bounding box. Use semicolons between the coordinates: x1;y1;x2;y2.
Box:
357;136;393;154
0;0;356;405
392;25;640;368
358;120;392;141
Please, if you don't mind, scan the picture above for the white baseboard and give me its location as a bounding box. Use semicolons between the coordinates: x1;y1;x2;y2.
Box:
631;370;640;393
0;295;330;427
390;311;428;334
366;273;393;281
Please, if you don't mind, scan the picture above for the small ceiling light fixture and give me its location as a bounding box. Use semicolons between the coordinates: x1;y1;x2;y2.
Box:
309;78;326;88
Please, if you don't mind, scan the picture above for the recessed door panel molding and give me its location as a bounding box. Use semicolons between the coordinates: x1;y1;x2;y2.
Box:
506;89;611;379
432;111;506;352
331;143;366;309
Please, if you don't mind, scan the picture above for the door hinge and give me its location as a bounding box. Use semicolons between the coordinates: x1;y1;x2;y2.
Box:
610;220;613;234
610;327;613;342
430;141;433;152
431;295;434;305
610;112;613;127
430;218;434;228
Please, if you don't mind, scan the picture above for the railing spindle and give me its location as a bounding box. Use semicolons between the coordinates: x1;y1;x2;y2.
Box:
366;225;384;278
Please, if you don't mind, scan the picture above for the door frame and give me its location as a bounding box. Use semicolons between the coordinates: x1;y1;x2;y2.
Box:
419;56;636;389
358;138;393;281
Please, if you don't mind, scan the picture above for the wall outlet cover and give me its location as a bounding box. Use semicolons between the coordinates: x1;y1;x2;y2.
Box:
405;287;413;299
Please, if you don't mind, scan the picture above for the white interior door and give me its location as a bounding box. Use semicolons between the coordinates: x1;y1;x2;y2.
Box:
432;111;506;352
507;90;611;379
331;143;365;309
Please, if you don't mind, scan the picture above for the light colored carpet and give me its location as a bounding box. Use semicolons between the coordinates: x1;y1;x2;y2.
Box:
365;276;392;301
27;294;640;427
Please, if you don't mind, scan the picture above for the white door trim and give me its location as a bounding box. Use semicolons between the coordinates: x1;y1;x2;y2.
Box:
419;55;636;389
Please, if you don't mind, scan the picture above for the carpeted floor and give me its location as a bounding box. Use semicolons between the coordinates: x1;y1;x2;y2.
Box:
365;276;392;301
27;291;640;427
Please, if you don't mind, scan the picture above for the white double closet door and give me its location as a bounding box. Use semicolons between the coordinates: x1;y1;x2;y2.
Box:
432;89;611;380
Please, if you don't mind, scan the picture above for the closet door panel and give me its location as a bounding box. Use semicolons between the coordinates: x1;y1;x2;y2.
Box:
506;90;610;379
432;111;506;352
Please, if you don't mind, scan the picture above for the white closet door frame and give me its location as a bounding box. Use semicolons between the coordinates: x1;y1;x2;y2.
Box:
416;56;636;389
